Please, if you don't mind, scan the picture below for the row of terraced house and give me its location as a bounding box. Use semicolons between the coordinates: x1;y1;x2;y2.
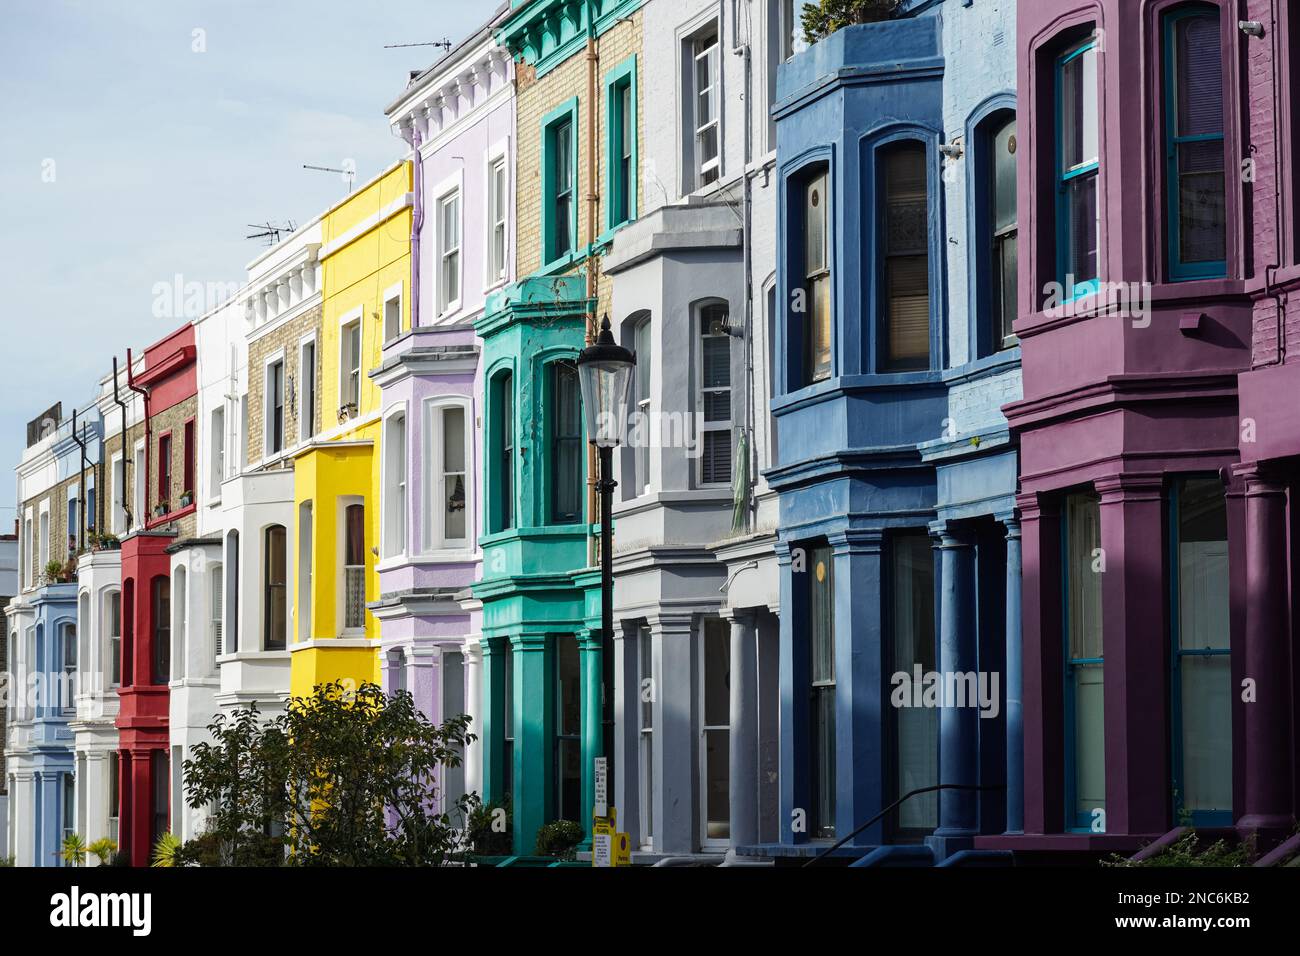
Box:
5;0;1300;867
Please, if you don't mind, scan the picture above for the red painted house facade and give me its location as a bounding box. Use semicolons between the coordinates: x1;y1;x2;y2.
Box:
116;323;198;865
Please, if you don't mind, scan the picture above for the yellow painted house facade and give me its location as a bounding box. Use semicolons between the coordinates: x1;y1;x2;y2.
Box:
290;161;413;697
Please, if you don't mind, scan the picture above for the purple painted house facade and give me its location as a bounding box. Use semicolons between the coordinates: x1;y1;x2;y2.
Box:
374;5;515;809
987;0;1298;861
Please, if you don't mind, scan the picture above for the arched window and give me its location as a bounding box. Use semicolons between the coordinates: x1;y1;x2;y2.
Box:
880;141;932;371
263;525;287;651
490;371;515;534
1163;4;1226;279
549;360;583;524
988;113;1018;349
343;503;366;632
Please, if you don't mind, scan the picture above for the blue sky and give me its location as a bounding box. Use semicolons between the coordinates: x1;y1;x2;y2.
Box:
0;0;489;523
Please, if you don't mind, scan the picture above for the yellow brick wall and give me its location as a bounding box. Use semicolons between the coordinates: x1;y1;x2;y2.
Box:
246;305;324;464
513;11;644;294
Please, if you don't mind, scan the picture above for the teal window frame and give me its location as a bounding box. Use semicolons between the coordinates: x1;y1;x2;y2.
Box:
1054;38;1102;303
1162;5;1228;281
544;357;584;526
540;98;580;270
1167;477;1233;826
605;54;638;233
488;368;515;534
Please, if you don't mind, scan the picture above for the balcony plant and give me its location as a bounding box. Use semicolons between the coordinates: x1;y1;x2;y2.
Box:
801;0;902;44
61;833;87;867
179;489;193;508
87;837;118;866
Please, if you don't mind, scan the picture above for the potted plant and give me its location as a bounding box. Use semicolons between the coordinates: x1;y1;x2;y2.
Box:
88;837;118;866
179;489;193;508
43;560;66;586
801;0;902;43
155;502;170;518
61;833;87;867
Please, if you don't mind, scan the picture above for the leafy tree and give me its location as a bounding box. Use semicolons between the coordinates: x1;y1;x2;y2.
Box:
182;682;476;866
801;0;902;45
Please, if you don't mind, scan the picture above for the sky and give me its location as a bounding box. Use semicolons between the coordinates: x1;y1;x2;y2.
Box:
0;0;490;524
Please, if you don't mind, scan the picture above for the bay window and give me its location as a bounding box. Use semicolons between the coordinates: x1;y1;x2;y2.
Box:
549;361;582;525
1056;38;1100;300
697;304;733;486
881;141;931;371
424;400;470;551
263;525;287;651
804;169;832;384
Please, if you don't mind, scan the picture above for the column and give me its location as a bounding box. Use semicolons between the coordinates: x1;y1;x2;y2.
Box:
1237;468;1292;832
130;750;151;867
611;621;640;845
777;544;804;845
756;609;781;844
1002;516;1024;834
511;631;552;857
578;628;603;840
727;610;758;850
932;526;979;851
649;613;694;854
1016;492;1063;835
463;639;483;800
1096;474;1167;836
477;635;507;807
830;530;886;847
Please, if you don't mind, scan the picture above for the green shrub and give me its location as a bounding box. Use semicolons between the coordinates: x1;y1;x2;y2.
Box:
1104;830;1253;868
535;820;584;861
466;794;513;856
801;0;902;45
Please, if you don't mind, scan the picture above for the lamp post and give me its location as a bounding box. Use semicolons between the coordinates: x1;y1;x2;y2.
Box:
576;314;636;846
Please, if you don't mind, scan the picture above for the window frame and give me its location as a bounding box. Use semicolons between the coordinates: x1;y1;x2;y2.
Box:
264;353;286;458
1062;489;1105;833
381;405;409;561
486;149;510;288
802;167;832;384
546;358;584;525
688;23;722;191
695;301;734;488
338;308;364;416
541;99;580;268
382;281;404;344
105;588;122;687
151;574;170;686
157;432;173;510
1161;4;1228;281
877;137;938;373
1054;37;1102;302
436;185;462;316
488;368;516;535
422;396;473;554
262;524;288;652
298;333;317;443
209;406;225;504
605;54;639;232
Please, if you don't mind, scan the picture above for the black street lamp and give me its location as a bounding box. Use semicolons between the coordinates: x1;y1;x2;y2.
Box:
576;310;636;707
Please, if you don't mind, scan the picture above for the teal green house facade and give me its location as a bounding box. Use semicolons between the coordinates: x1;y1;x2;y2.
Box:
474;277;607;856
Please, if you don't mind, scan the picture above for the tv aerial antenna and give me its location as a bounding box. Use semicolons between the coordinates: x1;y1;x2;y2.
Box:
303;163;357;193
384;39;453;51
246;221;297;246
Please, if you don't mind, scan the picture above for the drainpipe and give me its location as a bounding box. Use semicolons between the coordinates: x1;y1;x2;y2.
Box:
731;0;756;530
586;0;601;567
71;409;88;552
1261;0;1288;369
126;349;151;529
112;358;132;531
410;124;425;331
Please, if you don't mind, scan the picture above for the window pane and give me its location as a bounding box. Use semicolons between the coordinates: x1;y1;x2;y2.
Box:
805;173;827;274
443;407;466;541
1061;45;1098;170
993;119;1017;233
808;545;835;837
551;363;582;523
1177;142;1226;263
1066;173;1099;286
808;274;832;382
884;143;930;369
1176;16;1223;137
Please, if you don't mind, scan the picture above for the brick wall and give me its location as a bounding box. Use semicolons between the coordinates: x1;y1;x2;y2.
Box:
101;420;146;534
246;306;324;464
513;12;644;286
149;396;199;539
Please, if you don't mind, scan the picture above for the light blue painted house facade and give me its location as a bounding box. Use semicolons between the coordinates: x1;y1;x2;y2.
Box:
759;0;1021;865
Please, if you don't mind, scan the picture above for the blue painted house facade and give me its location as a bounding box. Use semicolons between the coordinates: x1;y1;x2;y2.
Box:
763;1;1021;864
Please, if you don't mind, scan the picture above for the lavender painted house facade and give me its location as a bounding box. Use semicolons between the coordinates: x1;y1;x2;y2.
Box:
375;7;515;807
990;0;1297;860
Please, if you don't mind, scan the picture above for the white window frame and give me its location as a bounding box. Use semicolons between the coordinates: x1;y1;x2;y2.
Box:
337;495;367;637
110;452;126;534
436;186;463;316
695;302;734;487
298;333;318;443
485;142;510;290
422;396;474;554
133;440;146;529
67;482;80;555
338;307;364;417
22;510;33;589
382;282;404;344
38;500;50;579
208;564;222;675
689;23;722;191
381;404;409;561
103;587;122;688
263;350;287;459
209;407;225;505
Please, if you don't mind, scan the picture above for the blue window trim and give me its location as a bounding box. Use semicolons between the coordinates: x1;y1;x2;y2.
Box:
1163;5;1228;282
1054;38;1102;304
1061;492;1104;833
870;128;946;374
1167;477;1234;827
540;98;580;272
778;145;837;394
604;54;638;233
